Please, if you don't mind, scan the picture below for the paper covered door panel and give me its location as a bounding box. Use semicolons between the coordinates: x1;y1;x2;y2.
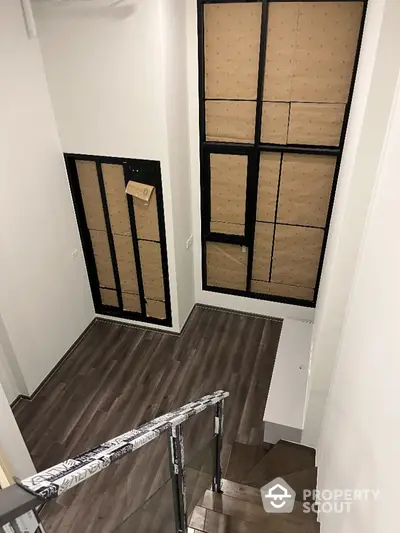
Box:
146;299;166;320
210;154;247;227
277;154;336;228
206;100;256;144
76;160;106;232
256;153;280;223
287;103;346;146
89;229;115;289
271;225;324;288
113;234;139;295
133;191;160;242
102;163;131;236
251;280;314;301
252;223;274;283
139;241;165;302
100;288;118;307
261;102;289;144
291;2;363;103
207;242;248;291
204;3;262;99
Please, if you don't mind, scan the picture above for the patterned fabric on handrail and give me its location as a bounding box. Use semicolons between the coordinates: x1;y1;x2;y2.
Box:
16;390;229;501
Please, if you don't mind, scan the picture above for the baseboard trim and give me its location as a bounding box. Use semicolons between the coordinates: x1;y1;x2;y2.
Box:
11;319;97;410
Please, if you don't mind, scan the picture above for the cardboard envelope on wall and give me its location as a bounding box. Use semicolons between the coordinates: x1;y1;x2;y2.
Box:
125;181;154;203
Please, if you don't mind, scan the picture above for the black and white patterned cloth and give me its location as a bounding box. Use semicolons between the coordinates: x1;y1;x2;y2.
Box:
17;390;229;501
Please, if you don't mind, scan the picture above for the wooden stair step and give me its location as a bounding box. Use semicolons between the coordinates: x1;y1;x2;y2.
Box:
282;467;317;501
189;506;207;530
192;505;319;533
225;442;270;483
221;479;262;506
200;490;317;525
241;441;315;489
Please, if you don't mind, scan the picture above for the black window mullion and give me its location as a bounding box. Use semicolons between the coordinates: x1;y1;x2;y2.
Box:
96;161;124;310
246;0;269;291
123;165;147;318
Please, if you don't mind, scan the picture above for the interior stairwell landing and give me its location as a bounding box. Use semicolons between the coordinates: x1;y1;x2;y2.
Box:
190;440;318;533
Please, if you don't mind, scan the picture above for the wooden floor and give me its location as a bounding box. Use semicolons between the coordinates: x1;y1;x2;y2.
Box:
13;306;282;533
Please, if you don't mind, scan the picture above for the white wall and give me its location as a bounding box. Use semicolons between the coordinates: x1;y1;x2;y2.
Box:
316;66;400;533
159;0;195;328
185;0;314;322
0;382;35;479
0;0;94;397
302;0;397;446
34;0;195;331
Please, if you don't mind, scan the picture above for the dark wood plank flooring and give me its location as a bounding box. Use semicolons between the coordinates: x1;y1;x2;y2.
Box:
13;306;282;533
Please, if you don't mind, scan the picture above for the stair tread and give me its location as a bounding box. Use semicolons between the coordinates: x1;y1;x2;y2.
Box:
225;442;269;483
200;490;316;525
189;506;207;530
241;441;315;488
221;479;262;506
282;467;317;501
194;507;319;533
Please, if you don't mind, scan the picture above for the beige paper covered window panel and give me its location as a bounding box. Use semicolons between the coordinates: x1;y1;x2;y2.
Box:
210;221;245;236
122;292;141;313
210;153;247;226
277;154;336;228
139;240;165;302
261;102;289;144
271;225;324;288
206;101;256;144
252;222;274;283
102;163;131;236
256;152;280;223
264;2;363;103
287;103;346;146
76;160;106;232
134;193;160;242
100;288;118;307
204;3;262;99
89;229;115;289
146;299;166;320
251;280;314;301
207;242;248;291
113;234;139;295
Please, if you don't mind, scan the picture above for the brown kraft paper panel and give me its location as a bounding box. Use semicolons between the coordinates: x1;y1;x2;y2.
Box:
100;288;118;307
102;163;131;236
204;3;262;99
90;229;116;289
146;299;166;320
134;192;160;242
256;153;280;223
261;102;289;144
291;2;363;103
206;100;256;144
113;234;139;295
207;242;248;291
210;222;245;236
263;2;299;101
277;154;336;228
251;280;314;301
288;103;346;146
252;223;274;282
210;154;247;225
271;225;324;288
139;240;165;301
76;160;106;232
122;292;141;313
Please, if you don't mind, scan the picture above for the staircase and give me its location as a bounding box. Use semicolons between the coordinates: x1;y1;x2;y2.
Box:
189;440;319;533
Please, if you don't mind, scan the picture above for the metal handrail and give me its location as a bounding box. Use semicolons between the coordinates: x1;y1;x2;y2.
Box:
1;390;229;531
